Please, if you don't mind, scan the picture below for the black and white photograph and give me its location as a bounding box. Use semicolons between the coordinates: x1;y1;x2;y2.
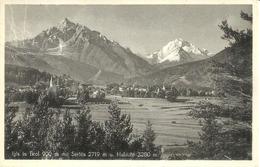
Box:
2;3;256;162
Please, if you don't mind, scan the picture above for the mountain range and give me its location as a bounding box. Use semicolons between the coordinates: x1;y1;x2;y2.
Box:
5;18;249;90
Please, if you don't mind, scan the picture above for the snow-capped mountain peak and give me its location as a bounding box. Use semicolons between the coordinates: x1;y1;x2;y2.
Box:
147;38;211;64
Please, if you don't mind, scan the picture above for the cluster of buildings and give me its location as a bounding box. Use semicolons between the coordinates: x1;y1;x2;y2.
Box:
47;76;106;105
108;83;216;98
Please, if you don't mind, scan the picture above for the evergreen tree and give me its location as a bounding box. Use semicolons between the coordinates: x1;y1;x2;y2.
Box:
186;11;252;160
90;121;106;152
165;87;179;102
45;111;64;159
104;101;133;155
5;105;18;159
218;11;252;46
74;106;93;154
129;134;144;152
61;109;76;156
142;120;156;152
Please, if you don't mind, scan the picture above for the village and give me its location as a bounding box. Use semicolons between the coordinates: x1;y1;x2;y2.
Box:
5;74;218;112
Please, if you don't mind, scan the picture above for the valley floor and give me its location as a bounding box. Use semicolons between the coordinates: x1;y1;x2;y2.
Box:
90;96;220;146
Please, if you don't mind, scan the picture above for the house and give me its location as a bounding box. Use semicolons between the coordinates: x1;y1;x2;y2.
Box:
64;96;78;105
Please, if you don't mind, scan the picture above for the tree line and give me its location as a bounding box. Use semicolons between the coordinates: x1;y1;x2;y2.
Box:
5;99;160;159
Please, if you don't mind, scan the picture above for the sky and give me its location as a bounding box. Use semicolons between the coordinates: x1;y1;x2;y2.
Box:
5;5;252;55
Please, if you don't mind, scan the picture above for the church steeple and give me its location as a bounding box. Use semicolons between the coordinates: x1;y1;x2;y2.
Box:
50;76;53;88
48;76;57;96
162;84;166;91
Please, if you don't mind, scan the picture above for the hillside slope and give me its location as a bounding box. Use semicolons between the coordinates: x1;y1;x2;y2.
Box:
5;46;123;84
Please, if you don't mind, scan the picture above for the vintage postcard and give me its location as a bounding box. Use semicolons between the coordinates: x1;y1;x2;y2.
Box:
0;0;259;167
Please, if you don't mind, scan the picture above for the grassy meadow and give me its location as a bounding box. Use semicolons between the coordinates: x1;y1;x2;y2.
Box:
89;96;220;146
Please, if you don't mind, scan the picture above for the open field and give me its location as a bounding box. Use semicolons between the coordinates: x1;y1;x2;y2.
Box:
88;96;220;146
